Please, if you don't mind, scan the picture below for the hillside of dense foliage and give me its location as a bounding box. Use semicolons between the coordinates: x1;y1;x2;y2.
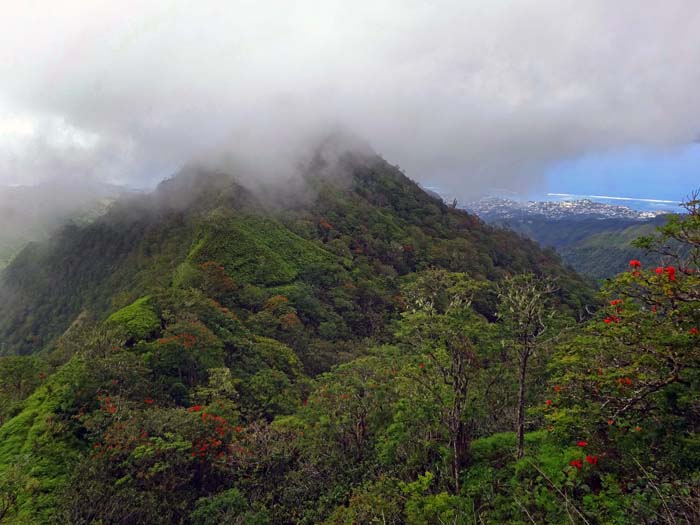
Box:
0;181;125;271
0;150;697;524
557;219;669;280
491;215;668;280
0;151;590;358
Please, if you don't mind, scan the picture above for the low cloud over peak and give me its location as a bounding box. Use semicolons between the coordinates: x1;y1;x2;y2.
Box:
1;1;698;194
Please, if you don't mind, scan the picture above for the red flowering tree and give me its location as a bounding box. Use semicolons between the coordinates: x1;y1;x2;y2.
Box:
199;261;238;304
549;192;700;516
149;321;225;399
68;404;239;524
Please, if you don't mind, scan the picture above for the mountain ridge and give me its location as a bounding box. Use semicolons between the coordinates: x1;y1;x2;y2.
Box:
0;150;592;357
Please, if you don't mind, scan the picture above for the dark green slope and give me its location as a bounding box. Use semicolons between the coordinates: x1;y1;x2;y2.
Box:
0;181;126;270
0;151;593;358
558;220;665;280
492;215;669;280
492;216;642;250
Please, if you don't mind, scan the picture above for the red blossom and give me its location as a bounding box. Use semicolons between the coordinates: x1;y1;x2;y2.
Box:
610;299;623;306
691;327;699;336
585;455;599;465
99;396;118;414
545;399;552;407
553;385;561;393
577;441;588;447
144;398;154;405
418;362;425;370
570;459;583;469
187;405;203;412
653;266;678;281
629;259;642;268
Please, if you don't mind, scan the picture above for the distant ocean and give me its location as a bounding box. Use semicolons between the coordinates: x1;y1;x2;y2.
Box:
527;192;684;213
421;183;686;214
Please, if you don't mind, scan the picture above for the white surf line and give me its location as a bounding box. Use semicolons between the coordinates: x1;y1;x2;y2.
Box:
547;193;679;204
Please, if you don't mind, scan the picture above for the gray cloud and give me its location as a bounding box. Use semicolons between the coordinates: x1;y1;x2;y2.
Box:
1;0;699;195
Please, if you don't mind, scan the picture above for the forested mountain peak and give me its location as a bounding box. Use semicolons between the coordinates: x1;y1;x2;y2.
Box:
0;147;590;356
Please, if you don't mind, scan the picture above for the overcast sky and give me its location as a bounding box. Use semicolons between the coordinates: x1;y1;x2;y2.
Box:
1;0;699;196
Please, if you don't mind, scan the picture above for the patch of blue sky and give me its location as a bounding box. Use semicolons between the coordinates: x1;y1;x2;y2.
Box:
534;144;700;211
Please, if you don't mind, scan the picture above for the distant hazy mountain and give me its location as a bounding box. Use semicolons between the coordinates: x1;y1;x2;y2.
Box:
462;197;671;280
0;180;131;269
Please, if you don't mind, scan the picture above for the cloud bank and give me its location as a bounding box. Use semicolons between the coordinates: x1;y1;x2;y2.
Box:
0;0;699;194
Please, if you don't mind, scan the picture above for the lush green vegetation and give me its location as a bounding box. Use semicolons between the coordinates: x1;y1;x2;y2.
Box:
0;154;697;523
493;215;669;280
